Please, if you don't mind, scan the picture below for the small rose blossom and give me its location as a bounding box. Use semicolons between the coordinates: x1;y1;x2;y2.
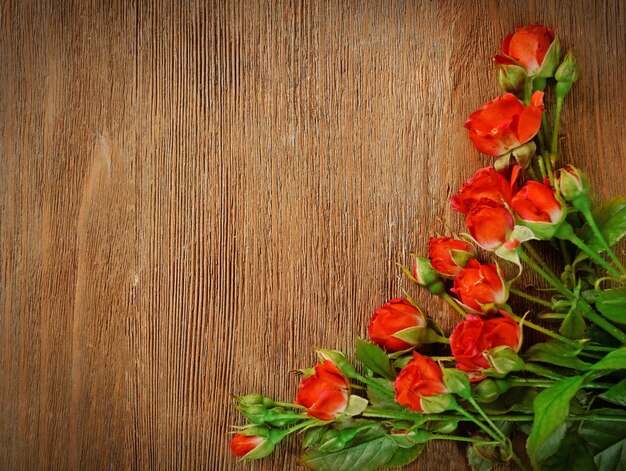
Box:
394;352;450;413
368;298;428;352
450;166;518;215
557;165;589;202
452;259;508;315
295;360;349;420
466;201;516;251
511;180;563;224
428;237;477;277
450;313;521;381
230;434;267;458
494;25;557;76
465;92;544;157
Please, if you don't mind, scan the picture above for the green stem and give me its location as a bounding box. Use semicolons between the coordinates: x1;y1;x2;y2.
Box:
567;233;621;278
504;307;582;350
518;248;572;298
579;206;626;275
509;287;553;307
442;293;467;318
354;375;395;398
430;434;498;445
541;114;551;150
525;244;563;285
551;95;564;156
273;401;305;409
467;397;507;442
523;362;564;381
454;405;503;444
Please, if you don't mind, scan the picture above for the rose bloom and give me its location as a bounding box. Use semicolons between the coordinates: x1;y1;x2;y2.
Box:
450;313;521;381
465;200;515;251
452;259;508;315
450;166;518;215
511;180;563;224
295;360;349;420
394;352;449;413
230;434;266;458
428;237;476;277
465;91;544;157
368;298;427;352
494;25;556;76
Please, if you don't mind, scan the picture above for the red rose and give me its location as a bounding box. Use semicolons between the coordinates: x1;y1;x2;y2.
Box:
450;313;521;381
394;352;450;413
295;360;349;420
230;434;266;458
428;237;476;277
495;25;557;76
450;166;519;215
511;180;563;224
452;259;508;315
466;201;515;251
464;92;544;157
368;298;427;352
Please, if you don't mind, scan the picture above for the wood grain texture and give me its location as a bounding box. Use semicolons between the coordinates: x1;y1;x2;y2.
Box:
0;1;623;469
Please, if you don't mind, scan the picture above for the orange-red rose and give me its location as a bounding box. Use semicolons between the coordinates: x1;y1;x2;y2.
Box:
295;360;349;420
495;25;557;76
450;313;521;381
368;298;427;352
230;434;266;458
394;352;449;413
465;92;544;157
466;201;515;251
428;237;476;277
511;180;563;224
450;166;518;215
452;259;508;315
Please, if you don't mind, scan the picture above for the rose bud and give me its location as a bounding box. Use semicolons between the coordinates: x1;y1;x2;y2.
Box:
497;63;527;94
555;51;579;98
394;352;453;414
451;260;508;315
450;313;521;381
230;432;274;460
368;298;428;352
411;256;445;296
450;166;518;215
295;360;350;420
465;201;515;251
511;180;565;238
557;165;589;204
428;236;477;277
494;25;560;78
464;92;544;157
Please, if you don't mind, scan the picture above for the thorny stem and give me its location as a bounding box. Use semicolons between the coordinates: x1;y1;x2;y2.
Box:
509;287;552;308
442;293;468;318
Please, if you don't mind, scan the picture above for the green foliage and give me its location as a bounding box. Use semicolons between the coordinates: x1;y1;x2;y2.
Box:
524;340;591;370
467;445;497;471
599;379;626;407
579;409;626;471
541;431;596;471
595;288;626;325
365;378;400;409
576;195;626;263
590;348;626;371
355;339;396;380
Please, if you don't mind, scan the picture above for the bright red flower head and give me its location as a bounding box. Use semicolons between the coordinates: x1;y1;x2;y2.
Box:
452;259;508;315
495;25;556;76
230;434;266;458
368;298;427;352
511;180;563;224
394;352;449;413
428;237;476;277
450;166;518;215
466;201;515;251
465;92;544;157
450;313;521;381
295;360;349;420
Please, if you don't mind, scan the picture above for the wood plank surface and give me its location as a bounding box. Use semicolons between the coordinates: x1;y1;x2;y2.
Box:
1;1;623;469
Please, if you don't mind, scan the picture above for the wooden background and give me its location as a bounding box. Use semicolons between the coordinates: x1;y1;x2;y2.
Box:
1;0;624;469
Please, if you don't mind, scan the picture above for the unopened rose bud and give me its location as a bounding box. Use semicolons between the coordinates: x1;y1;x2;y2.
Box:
484;346;524;376
443;368;471;399
428;237;476;278
555;51;579;97
473;379;512;403
557;165;590;206
237;394;264;407
411;256;446;296
230;430;275;460
498;64;527;93
368;298;428;352
511;180;567;239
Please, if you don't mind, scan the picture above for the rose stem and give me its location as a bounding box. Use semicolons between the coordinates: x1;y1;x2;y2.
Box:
501;305;581;349
454;404;504;443
522;362;564;380
578;204;626;275
524;244;562;283
551;95;564;156
352;374;395;398
564;233;621;278
441;293;467;318
430;434;499;445
466;397;508;442
509;287;552;308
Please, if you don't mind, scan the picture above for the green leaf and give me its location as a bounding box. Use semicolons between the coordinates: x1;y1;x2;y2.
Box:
527;375;584;467
600;379;626;407
577;195;626;262
365;378;400;409
579;408;626;452
590;348;626;371
524;341;591;370
467;445;497;471
560;306;587;339
541;431;597;471
300;426;398;471
595;438;626;471
355;339;396;380
382;443;424;468
343;395;369;417
595;289;626;325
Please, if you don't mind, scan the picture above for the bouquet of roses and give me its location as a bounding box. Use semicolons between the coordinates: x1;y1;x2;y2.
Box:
229;25;626;471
